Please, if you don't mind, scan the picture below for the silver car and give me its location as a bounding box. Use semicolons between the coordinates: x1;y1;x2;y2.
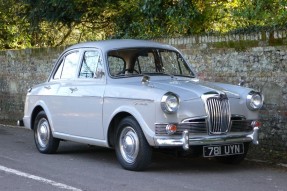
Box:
20;39;263;171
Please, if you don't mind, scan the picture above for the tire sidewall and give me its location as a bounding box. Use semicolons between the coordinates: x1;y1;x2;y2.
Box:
34;111;59;154
115;116;152;171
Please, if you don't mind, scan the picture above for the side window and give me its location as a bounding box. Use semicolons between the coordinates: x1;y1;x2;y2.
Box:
79;50;103;79
160;51;191;76
108;56;125;76
160;51;180;74
53;51;80;79
137;52;156;73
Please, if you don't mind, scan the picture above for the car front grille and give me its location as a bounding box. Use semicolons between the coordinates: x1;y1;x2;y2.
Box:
155;93;253;136
230;116;253;132
155;118;207;135
205;94;231;134
155;116;251;136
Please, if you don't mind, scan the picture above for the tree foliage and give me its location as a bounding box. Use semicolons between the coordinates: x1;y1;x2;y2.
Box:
233;0;287;28
0;0;30;49
0;0;287;49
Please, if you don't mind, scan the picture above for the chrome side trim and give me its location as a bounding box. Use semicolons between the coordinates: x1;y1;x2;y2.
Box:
104;97;154;102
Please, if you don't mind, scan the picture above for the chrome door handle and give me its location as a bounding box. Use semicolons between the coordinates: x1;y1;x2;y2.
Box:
44;86;51;90
69;87;78;93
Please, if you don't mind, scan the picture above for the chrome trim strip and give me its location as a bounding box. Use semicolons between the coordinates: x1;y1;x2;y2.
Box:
181;116;207;123
231;114;246;119
104;97;154;102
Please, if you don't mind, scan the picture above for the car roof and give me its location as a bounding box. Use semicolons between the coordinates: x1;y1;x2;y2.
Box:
66;39;177;52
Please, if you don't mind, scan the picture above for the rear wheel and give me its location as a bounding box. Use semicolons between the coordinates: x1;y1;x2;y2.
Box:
115;117;152;171
34;111;59;154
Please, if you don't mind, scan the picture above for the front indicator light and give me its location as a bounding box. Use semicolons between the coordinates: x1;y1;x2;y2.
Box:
166;124;177;135
251;121;261;128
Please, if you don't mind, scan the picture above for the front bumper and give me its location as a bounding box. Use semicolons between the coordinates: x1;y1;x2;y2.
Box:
154;127;259;150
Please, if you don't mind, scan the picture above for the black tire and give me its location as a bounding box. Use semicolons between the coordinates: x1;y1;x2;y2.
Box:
115;116;152;171
216;143;250;164
34;111;60;154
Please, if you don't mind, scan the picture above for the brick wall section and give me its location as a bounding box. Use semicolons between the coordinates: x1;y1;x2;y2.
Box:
0;31;286;159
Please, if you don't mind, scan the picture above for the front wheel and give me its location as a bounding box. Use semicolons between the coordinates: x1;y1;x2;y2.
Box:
34;111;59;154
115;117;152;171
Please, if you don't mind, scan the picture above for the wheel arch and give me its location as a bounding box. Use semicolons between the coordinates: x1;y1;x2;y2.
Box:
107;112;134;148
31;106;45;130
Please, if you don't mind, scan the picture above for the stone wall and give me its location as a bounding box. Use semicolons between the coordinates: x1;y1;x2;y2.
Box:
0;47;65;123
155;31;287;159
0;31;286;161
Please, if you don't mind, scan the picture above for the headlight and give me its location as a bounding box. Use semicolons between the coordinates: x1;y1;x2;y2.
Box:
161;92;179;113
246;91;264;111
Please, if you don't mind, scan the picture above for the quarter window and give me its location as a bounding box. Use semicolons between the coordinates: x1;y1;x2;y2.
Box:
79;50;103;79
54;51;80;79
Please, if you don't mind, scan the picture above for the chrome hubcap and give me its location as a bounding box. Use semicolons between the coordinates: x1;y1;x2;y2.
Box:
36;118;50;148
119;127;139;164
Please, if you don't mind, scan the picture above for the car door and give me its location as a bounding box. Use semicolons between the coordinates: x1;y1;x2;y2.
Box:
45;50;80;135
64;49;105;139
48;49;105;140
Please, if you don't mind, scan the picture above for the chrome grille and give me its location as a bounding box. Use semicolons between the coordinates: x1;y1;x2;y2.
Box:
230;115;253;132
206;95;231;134
155;118;207;135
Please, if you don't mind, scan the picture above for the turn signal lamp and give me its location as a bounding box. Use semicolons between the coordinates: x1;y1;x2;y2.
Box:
251;121;261;128
166;124;177;135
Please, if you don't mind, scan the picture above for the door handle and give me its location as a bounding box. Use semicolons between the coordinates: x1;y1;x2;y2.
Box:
44;86;51;90
69;87;78;93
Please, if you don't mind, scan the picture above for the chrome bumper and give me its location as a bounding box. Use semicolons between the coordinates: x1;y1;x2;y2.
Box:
154;127;259;150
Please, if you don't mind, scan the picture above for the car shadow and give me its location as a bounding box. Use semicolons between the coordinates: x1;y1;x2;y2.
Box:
149;151;257;173
56;141;263;173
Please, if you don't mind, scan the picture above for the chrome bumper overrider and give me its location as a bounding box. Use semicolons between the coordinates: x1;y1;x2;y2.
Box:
154;127;259;150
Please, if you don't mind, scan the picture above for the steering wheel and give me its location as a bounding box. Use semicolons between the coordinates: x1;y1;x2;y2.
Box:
126;68;139;74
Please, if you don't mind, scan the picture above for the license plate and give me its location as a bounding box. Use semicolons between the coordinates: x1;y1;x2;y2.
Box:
203;143;244;157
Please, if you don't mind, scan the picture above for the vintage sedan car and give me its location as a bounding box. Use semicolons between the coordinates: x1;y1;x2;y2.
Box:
20;39;263;171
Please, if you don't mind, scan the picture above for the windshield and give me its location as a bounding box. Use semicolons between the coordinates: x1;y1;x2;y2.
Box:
108;48;195;78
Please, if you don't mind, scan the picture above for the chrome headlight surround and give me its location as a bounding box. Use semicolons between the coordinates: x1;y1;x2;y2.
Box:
161;92;180;114
246;91;264;111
